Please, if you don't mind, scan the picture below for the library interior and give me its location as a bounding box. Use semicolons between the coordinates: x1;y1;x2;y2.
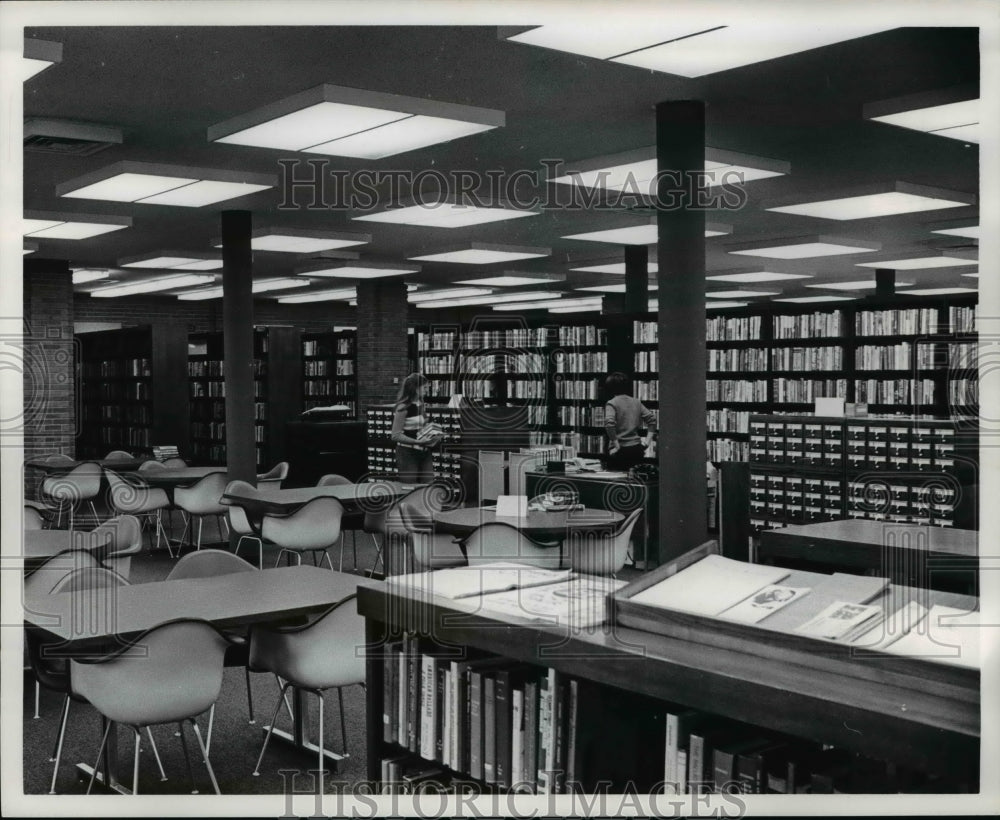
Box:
11;10;992;808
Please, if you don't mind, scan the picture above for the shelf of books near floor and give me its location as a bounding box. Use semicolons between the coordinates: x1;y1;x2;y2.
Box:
75;324;189;458
360;542;978;797
187;326;301;469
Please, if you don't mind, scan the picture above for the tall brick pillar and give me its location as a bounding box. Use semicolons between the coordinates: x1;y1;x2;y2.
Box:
356;280;409;413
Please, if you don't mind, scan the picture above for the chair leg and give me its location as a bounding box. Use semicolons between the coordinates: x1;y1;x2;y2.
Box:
177;720;198;794
177;513;192;551
352;531;358;571
86;719;113;795
189;718;221;796
321;550;335;571
338;535;345;572
337;686;348;756
245;666;255;724
370;533;385;577
34;679;40;720
196;517;204;551
88;500;101;527
206;703;215;755
132;727;142;796
316;691;325;794
147;726;167;781
48;695;71;793
156;510;176;559
253;680;292;776
277;675;294;722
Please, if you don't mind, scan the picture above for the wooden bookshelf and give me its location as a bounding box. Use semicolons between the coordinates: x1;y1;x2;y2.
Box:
359;578;978;793
75;325;188;459
301;329;358;417
187;326;301;469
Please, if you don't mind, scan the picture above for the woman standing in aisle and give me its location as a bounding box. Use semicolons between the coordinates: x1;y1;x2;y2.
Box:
603;371;657;471
391;373;442;484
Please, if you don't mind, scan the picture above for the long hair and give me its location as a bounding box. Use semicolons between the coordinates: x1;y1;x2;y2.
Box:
395;372;428;410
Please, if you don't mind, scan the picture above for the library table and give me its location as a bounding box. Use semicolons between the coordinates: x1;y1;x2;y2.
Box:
757;519;978;593
24;565;367;793
26;457;148;474
21;529;112;570
222;480;419;518
132;465;225;489
432;506;623;539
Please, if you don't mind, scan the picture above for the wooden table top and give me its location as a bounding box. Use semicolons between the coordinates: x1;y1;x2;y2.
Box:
433;506;624;537
26;457;148;474
762;520;978;557
24;565;367;647
222;481;420;516
132;465;226;488
23;529;112;561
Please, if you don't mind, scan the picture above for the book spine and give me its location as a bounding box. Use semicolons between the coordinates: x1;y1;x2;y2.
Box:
689;733;705;795
736;752;763;794
552;679;566;794
451;662;463;772
523;679;538;794
436;664;447;765
536;672;552;794
407;638;419;753
511;688;524;790
469;670;483;781
383;644;397;745
565;679;579;794
397;642;407;746
495;669;512;789
713;748;737;794
664;711;678;794
419;655;436;760
483;676;497;784
676;749;688;796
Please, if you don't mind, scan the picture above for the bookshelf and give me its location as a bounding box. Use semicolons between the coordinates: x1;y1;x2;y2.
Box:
359;578;978;794
187;326;302;469
75;325;188;459
301;329;358;417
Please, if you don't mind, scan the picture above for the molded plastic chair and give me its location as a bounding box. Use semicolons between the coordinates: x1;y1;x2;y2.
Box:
249;595;365;790
256;461;289;491
174;472;230;551
138;460;167;473
166;550;259;738
24;504;46;530
87;515;143;580
317;474;362;571
105;469;173;555
41;462;102;531
567;508;642;577
222;480;267;568
71;619;231;795
262;497;344;570
398;501;467;571
104;449;133;460
162;457;188;468
461;521;563;570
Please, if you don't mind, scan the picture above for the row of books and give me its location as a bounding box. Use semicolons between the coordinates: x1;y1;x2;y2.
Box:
553;379;601;400
855;343;912;370
949;305;977;333
772;311;843;340
704;315;762;342
770;378;847;403
705;379;768;403
948;379;977;406
302;380;355;397
302;337;353;357
419;354;455;375
187;359;266;377
303;360;354;376
81;382;150;402
707;347;769;372
557;326;606;346
855;308;938;337
707;408;750;433
706;437;749;462
80;358;151;378
634;380;658;401
554;351;607;372
416;332;459;352
85;405;151;424
462;329;550;348
555;405;605;428
948;342;977;368
90;427;151;447
854;378;936;405
190;381;266;399
772;346;843;371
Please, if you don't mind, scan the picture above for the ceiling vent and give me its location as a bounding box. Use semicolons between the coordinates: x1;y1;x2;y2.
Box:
24;118;123;157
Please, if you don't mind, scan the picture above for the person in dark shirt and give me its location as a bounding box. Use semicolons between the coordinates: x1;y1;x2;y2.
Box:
603;372;657;471
390;373;441;483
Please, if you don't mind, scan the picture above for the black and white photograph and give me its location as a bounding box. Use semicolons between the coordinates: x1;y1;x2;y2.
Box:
2;0;997;816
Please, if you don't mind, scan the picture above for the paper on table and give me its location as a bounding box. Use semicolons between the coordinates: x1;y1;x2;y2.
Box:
387;562;572;600
495;495;528;518
759;572;889;634
882;605;979;668
718;585;811;624
472;576;627;628
795;601;883;640
628;555;790;617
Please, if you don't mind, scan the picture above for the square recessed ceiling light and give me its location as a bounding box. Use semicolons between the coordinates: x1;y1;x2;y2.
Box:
902;287;978;296
88;274;215;298
23;37;62;81
805;279;914;291
550;145;787;194
765;181;974;220
235;229;370;253
502;22;891;77
409;243;550;265
962;272;979;279
865;88;979;143
855;251;977;270
277;287;357;304
707;271;813;283
706;300;750;309
773;295;857;303
353;198;537;228
23;210;132;239
295;261;420;279
408;287;493;303
455;271;565;287
930;225;980;240
416;291;564;309
708;289;779;299
176;278;309;300
71;269;113;285
562;222;728;244
494;297;603;312
569;261;661;275
208;84;504;159
576;283;658;293
727;235;881;259
119;251;223;271
57;161;275;207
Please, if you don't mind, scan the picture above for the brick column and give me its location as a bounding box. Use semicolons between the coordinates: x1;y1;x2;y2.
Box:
22;258;75;494
356;280;409;413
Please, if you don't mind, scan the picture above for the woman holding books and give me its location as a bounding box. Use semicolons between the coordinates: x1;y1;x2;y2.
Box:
603;371;657;471
391;372;443;483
